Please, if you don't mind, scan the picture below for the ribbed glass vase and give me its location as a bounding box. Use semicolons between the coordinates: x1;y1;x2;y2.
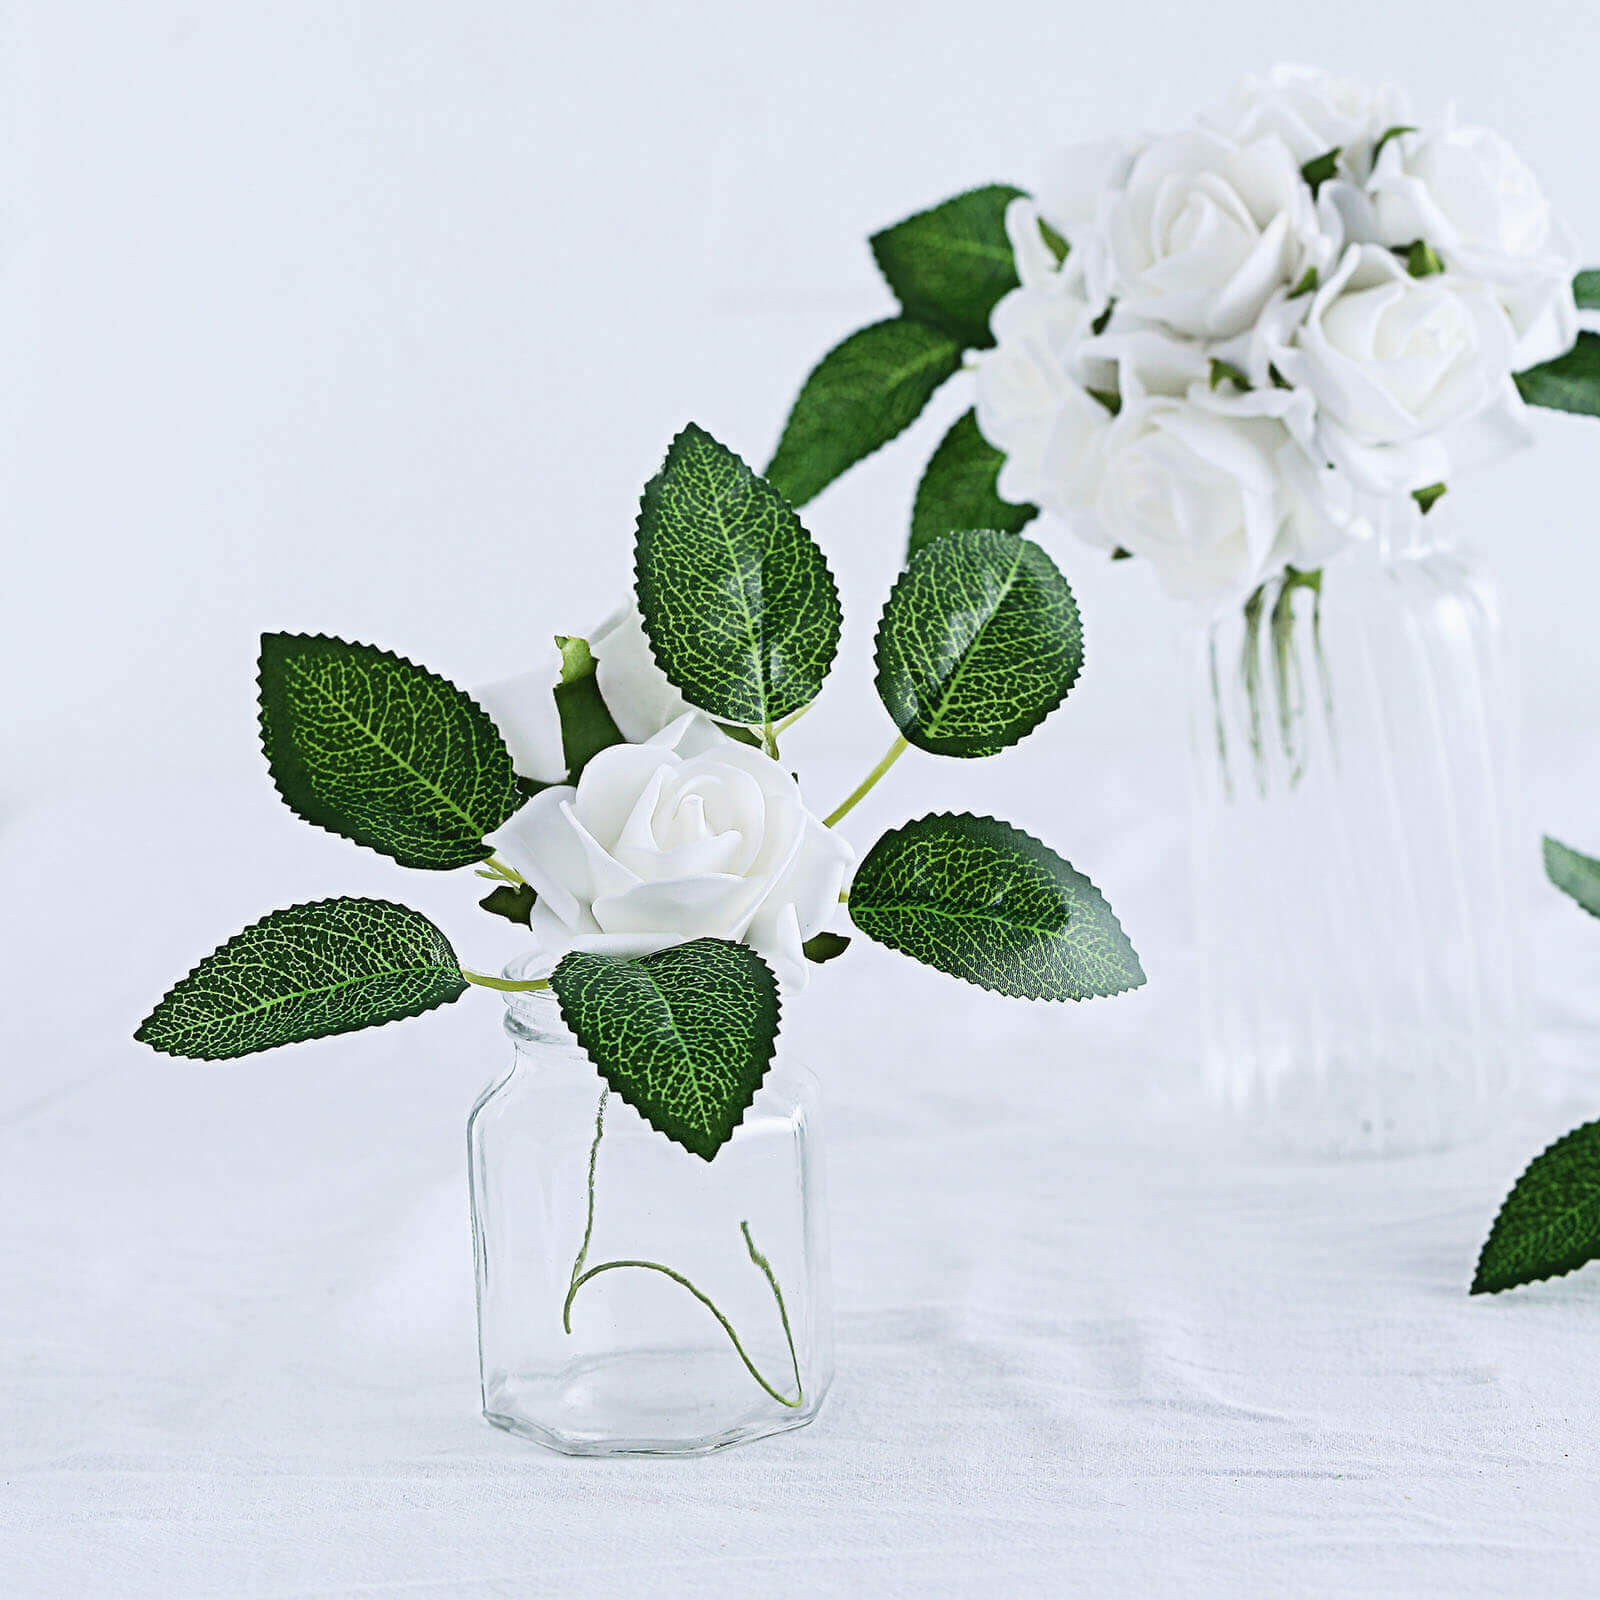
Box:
1188;501;1528;1155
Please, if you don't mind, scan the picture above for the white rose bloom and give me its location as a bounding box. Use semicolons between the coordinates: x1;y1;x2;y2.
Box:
484;712;854;991
1095;129;1338;340
1204;64;1413;178
1368;122;1579;366
1279;243;1531;495
1074;394;1347;607
475;603;690;785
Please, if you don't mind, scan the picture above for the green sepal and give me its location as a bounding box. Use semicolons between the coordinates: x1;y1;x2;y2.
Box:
550;939;781;1162
1371;124;1416;163
875;530;1083;759
135;897;468;1061
1573;270;1600;310
1544;836;1600;918
1474;1120;1600;1293
257;633;520;871
1090;301;1114;336
635;423;842;726
1086;387;1121;416
868;184;1025;350
479;883;536;927
1288;265;1319;299
1404;239;1444;278
1110;547;1133;561
1209;359;1249;392
1515;332;1600;416
552;633;626;781
800;931;851;966
909;409;1037;558
765;318;964;508
1037;217;1070;265
1412;482;1447;515
848;812;1144;1001
1299;147;1341;196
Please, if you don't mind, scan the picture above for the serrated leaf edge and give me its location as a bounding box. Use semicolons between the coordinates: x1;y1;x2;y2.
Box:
848;810;1146;1002
134;895;468;1062
257;631;516;870
873;532;1084;758
1472;1117;1600;1294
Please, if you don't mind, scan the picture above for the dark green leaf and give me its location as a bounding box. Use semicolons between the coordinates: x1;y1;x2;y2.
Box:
551;939;781;1161
1474;1119;1600;1293
1209;359;1249;391
849;812;1144;1001
135;897;467;1061
258;634;520;871
909;409;1037;558
1090;301;1114;336
765;318;963;508
875;530;1083;759
801;931;851;966
552;634;626;781
1516;331;1600;416
1086;387;1121;416
1405;239;1444;278
1371;124;1416;163
1544;836;1600;917
1574;270;1600;310
479;883;536;927
1038;217;1070;265
635;423;842;725
1412;482;1447;514
869;184;1025;349
1299;147;1341;196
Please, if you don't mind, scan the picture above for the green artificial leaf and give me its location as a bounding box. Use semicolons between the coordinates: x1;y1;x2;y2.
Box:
1371;124;1416;163
1110;547;1133;561
765;318;964;508
1574;270;1600;310
800;931;851;965
1474;1120;1600;1293
1413;482;1447;515
869;184;1025;350
1209;359;1250;391
135;897;467;1061
1516;332;1600;415
1090;301;1114;336
635;423;842;726
909;409;1038;558
258;634;520;871
552;633;625;780
479;882;536;927
875;529;1083;758
1544;836;1600;918
551;938;780;1161
1086;386;1121;416
848;812;1145;1001
1038;217;1070;265
1299;147;1341;196
1405;239;1445;278
1288;265;1319;299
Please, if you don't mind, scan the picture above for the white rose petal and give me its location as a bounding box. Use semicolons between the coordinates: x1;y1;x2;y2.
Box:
473;665;568;787
1101;129;1338;340
1369;122;1579;366
1280;243;1531;495
484;712;853;991
589;603;691;743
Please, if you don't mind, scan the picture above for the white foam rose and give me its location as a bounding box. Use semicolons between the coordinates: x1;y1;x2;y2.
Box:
1204;64;1413;179
1073;393;1349;607
484;712;853;991
475;604;690;785
1278;243;1530;495
1368;123;1579;366
1095;129;1339;340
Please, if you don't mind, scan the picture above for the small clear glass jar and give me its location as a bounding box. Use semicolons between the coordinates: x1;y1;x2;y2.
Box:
1188;500;1528;1156
468;987;832;1456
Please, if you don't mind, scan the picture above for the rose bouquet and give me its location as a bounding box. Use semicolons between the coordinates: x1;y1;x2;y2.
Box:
765;63;1595;614
135;423;1141;1443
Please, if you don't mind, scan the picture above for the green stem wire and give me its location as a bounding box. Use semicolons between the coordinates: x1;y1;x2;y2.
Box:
823;735;910;829
561;1092;803;1410
460;970;549;992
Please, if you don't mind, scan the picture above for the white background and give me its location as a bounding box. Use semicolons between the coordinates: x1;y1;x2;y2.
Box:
8;3;1600;1595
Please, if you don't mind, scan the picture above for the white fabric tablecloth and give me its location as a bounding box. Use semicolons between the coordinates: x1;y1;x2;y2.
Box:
7;739;1600;1598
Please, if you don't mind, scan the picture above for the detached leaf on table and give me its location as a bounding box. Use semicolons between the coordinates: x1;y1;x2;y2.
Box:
1474;1120;1600;1294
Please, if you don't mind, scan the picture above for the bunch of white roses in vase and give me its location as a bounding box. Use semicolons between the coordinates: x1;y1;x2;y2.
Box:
972;64;1581;609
